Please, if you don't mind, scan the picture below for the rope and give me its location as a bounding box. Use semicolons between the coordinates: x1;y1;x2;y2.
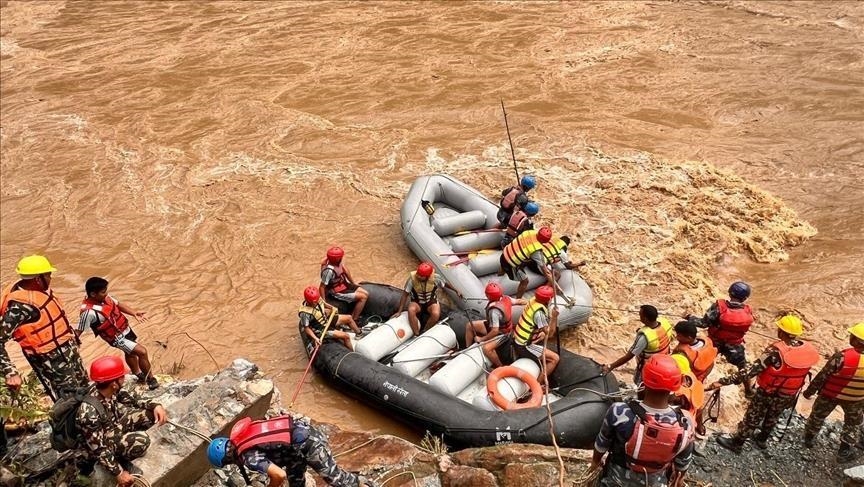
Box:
542;292;565;487
167;420;212;443
379;470;418;487
131;474;152;487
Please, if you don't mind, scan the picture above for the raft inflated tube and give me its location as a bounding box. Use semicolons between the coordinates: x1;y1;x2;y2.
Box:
391;324;458;377
497;358;541;401
428;345;490;397
432;210;487;237
449;231;503;253
355;314;414;361
468;252;502;277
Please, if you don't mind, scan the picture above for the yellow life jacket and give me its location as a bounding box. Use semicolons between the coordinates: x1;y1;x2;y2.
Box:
503;230;544;268
638;317;674;359
410;271;438;305
513;298;548;346
541;237;567;263
298;302;335;330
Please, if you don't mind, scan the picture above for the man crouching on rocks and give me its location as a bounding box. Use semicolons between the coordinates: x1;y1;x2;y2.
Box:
78;355;168;486
207;414;377;487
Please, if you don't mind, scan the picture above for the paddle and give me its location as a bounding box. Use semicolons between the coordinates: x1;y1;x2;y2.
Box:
290;307;337;408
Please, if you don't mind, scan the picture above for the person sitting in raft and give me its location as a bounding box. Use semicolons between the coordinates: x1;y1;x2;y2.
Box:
497;175;535;226
391;262;462;336
498;226;556;299
319;246;369;322
602;305;674;385
484;285;559;384
465;282;527;348
300;286;359;351
499;201;539;248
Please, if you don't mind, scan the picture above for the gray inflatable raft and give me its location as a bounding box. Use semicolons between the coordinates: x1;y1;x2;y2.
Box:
400;174;593;330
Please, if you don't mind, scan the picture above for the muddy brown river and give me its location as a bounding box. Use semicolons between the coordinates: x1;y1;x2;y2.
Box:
2;1;862;437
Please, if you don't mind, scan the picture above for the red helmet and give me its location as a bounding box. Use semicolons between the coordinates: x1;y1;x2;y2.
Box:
326;246;344;264
90;356;127;383
641;354;683;392
534;285;555;304
417;262;434;278
537;227;552;243
303;286;320;304
485;282;503;301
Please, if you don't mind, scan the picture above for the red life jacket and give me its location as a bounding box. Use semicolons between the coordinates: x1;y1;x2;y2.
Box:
820;348;864;401
486;296;514;334
505;210;531;238
230;417;293;454
708;299;753;345
757;340;820;396
320;258;348;293
499;186;523;212
621;401;692;474
80;295;129;343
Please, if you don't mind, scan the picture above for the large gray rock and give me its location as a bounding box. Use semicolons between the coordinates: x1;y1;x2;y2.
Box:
845;464;864;487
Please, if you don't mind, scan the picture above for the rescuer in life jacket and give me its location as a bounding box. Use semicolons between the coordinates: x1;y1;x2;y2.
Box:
536;234;586;275
603;305;675;385
708;315;819;453
498;226;556;299
319;246;369;322
591;354;696;487
0;255;88;402
685;281;755;396
499;201;539;248
207;414;377;487
672;319;718;384
802;322;864;462
465;282;527;349
77;277;158;390
670;353;707;436
496;174;536;226
300;286;360;351
391;262;462;337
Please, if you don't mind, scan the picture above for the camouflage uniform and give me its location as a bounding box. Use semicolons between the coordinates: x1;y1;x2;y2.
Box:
239;419;371;487
804;351;864;447
76;386;160;476
718;343;796;442
0;300;88;401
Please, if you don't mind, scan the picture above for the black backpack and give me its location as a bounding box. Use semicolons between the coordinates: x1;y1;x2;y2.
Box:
48;389;109;452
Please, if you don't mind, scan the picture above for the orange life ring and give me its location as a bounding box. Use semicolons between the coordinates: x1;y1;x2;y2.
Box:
486;366;544;410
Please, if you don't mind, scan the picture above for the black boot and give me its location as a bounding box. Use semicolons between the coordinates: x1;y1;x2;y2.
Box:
717;435;745;454
754;432;769;450
118;457;143;476
838;443;858;463
803;432;815;449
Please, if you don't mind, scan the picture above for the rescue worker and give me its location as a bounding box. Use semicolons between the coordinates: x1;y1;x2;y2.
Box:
319;246;369;322
207;414;376;487
708;315;819;452
672;320;718;383
499;201;539;248
498;226;555;299
391;262;462;336
686;281;755;395
0;255;88;401
77;277;158;390
603;305;675;385
300;286;360;351
77;355;168;486
465;282;527;348
671;353;707;434
497;174;535;226
539;235;586;274
802;322;864;462
591;354;696;487
484;285;559;383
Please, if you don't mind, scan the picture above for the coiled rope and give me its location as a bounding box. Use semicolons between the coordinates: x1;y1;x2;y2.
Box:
131;474;152;487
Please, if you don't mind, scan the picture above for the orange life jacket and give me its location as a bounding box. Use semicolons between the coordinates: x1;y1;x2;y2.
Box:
757;340;819;396
499;186;523;212
675;372;705;417
708;299;753;345
0;282;74;356
621;401;692;474
80;295;129;343
230;416;293;454
821;348;864;402
675;337;718;383
502;230;544;268
486;296;514;334
505;210;531;238
320;258;349;293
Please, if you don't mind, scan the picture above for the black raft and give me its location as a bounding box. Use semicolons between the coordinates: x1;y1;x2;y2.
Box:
298;282;618;450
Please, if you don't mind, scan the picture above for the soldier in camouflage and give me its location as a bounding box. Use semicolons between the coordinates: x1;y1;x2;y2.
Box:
802;322;864;462
78;356;167;487
1;255;88;401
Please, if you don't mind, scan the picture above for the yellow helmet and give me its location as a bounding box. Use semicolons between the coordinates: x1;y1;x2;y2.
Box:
848;322;864;341
15;255;57;277
776;314;804;336
671;353;692;375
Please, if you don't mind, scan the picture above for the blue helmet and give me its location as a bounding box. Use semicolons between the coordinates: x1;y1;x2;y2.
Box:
523;201;540;216
520;175;536;190
207;437;230;467
728;281;751;301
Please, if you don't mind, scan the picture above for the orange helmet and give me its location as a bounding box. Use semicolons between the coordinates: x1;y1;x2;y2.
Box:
326;246;344;264
303;286;320;304
417;262;434;278
642;355;683;392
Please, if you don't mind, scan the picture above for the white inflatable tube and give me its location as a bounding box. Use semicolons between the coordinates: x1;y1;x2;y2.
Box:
391;324;458;378
354;314;413;361
428;345;490;397
432;210;487;237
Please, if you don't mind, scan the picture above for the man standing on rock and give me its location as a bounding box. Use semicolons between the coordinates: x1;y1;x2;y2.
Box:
0;255;88;401
207;414;377;487
591;354;696;487
77;355;168;486
802;322;864;462
707;315;819;452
